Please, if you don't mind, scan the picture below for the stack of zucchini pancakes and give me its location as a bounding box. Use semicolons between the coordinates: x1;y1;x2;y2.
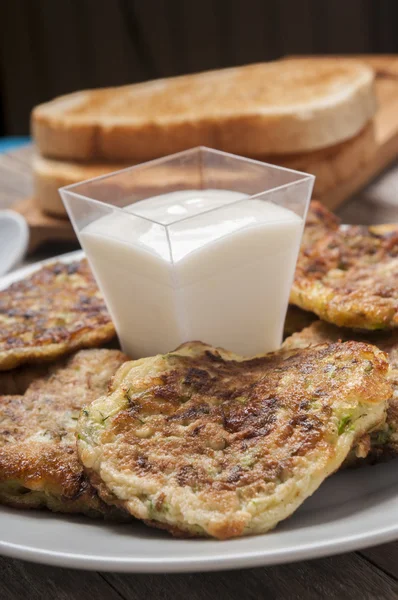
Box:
0;202;397;539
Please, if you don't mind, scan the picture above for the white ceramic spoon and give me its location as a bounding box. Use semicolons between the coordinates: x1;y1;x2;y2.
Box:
0;210;29;276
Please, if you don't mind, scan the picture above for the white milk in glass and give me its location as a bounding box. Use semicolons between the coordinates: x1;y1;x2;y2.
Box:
80;189;303;358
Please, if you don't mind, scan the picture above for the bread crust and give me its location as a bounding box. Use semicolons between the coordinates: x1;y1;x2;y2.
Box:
32;59;377;162
33;122;376;219
274;122;376;196
33;155;128;218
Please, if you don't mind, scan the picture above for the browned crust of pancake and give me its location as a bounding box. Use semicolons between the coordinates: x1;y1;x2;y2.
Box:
291;217;398;330
0;348;128;517
78;340;391;539
282;202;340;339
0;259;116;370
284;321;398;353
301;200;341;250
283;321;398;464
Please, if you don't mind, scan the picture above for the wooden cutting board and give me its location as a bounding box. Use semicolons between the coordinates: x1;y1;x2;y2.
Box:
12;54;398;252
303;55;398;210
12;195;75;253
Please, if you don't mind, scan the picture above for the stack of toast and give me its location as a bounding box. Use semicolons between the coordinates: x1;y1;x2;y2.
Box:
31;58;377;218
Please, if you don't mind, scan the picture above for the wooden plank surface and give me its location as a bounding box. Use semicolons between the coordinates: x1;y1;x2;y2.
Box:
0;152;33;207
102;553;398;600
1;551;398;600
0;557;123;600
0;146;398;598
13;196;74;252
360;544;398;582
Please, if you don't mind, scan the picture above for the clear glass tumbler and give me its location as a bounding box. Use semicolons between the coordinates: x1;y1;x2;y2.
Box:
61;147;314;358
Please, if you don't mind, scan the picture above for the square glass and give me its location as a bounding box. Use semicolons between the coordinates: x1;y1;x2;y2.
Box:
60;147;314;358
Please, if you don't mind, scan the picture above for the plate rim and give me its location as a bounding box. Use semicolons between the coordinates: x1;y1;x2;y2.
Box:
1;523;398;573
1;250;398;573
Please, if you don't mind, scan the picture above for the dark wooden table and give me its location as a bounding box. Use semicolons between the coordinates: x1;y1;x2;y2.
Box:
1;147;398;600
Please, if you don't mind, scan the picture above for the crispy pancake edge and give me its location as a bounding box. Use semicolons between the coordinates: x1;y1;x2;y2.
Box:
291;219;398;330
77;341;390;539
0;259;116;371
0;348;129;518
283;321;398;465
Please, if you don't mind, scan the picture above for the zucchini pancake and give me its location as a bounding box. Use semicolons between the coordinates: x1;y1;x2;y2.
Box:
283;321;398;464
300;199;340;250
283;200;338;337
291;219;398;330
0;348;128;517
77;340;391;539
0;259;115;370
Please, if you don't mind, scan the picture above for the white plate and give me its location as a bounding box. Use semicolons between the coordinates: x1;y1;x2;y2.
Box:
0;210;29;276
1;251;398;573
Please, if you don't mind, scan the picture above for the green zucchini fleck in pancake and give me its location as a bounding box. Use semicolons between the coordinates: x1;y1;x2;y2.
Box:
77;340;390;539
283;321;398;464
0;348;128;517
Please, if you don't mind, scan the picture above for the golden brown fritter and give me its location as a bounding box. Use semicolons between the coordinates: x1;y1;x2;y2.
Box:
0;259;116;370
282;202;339;339
0;348;128;517
283;321;398;464
291;220;398;330
301;200;341;251
77;341;390;539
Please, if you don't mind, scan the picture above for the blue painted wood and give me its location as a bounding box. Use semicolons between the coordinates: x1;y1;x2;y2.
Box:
0;138;31;153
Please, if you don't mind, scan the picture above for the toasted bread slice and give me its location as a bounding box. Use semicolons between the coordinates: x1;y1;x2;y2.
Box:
32;58;376;162
33;121;375;219
33;155;129;217
274;122;376;196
